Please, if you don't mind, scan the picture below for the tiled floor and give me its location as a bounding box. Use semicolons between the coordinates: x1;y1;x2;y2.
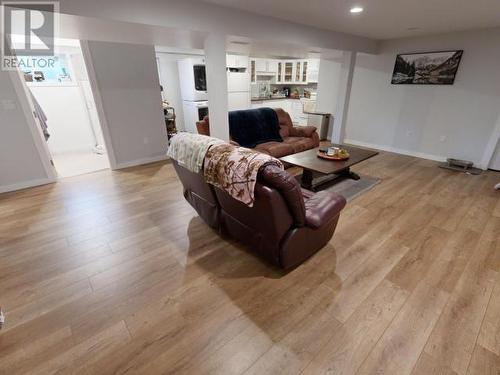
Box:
51;149;110;178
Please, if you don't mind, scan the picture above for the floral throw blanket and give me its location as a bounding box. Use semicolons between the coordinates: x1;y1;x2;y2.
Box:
204;144;284;207
167;132;224;173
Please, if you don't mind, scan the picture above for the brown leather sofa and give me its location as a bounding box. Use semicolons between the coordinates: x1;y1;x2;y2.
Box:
196;108;320;158
172;159;346;269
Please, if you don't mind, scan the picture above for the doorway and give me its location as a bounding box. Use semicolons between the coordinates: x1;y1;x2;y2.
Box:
20;38;110;178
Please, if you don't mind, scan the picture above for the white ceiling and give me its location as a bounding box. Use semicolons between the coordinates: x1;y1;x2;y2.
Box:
199;0;500;40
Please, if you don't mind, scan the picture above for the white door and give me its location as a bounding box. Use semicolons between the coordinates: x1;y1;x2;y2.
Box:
490;142;500;171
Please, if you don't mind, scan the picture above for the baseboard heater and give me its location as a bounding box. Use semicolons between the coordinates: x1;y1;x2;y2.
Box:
438;158;482;175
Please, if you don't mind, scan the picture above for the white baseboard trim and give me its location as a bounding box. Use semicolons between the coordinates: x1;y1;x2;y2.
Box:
343;139;448;163
0;177;55;194
114;155;168;170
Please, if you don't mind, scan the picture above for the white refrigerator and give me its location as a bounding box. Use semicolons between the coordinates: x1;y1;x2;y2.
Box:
227;68;250;111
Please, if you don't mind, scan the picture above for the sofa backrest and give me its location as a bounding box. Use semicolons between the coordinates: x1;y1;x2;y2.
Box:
196;107;291;138
273;108;294;138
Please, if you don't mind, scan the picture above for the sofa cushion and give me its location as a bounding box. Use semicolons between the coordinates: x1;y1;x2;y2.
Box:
255;142;294;158
283;137;315;153
289;126;317;138
229;108;282;148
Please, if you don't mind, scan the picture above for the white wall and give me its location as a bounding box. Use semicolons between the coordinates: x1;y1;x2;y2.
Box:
345;29;500;167
84;41;168;168
0;70;52;192
30;85;96;154
156;53;185;131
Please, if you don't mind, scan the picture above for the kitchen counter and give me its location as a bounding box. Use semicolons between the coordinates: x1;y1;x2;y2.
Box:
251;97;306;101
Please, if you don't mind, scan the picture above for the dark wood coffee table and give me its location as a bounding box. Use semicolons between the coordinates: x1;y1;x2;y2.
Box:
280;144;379;191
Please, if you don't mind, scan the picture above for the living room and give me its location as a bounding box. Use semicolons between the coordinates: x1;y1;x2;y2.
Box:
0;1;499;374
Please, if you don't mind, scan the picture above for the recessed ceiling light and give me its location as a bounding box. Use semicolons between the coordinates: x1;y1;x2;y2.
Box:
350;6;364;13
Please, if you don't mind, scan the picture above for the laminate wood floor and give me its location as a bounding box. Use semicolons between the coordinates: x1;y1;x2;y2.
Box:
1;151;499;375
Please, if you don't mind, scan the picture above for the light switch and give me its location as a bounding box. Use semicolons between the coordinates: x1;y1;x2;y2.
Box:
1;99;16;110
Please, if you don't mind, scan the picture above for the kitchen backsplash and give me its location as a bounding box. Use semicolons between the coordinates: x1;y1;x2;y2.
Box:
252;80;317;99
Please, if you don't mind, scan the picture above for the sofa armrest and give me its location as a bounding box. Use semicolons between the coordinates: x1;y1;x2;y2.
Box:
304;191;346;229
289;126;317;138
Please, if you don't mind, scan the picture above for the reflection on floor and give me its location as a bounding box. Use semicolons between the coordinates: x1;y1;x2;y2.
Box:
51;149;110;178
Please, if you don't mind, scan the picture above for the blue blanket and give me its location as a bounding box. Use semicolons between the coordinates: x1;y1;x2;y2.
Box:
228;108;282;148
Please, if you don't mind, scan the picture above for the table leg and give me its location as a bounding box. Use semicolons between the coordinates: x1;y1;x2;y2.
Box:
301;169;314;190
339;167;360;180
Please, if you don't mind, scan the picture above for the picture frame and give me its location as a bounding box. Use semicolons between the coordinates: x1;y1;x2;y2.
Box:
391;50;463;85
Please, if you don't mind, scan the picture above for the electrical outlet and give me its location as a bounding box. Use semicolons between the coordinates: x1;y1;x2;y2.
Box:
143;137;149;144
439;135;447;142
406;130;414;137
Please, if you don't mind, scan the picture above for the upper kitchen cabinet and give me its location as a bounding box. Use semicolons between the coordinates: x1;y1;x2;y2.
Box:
276;61;283;83
254;58;278;75
255;58;266;72
251;57;316;84
306;58;320;83
226;54;248;69
250;59;256;82
302;60;308;83
275;59;310;84
295;61;302;82
283;61;294;83
295;60;308;84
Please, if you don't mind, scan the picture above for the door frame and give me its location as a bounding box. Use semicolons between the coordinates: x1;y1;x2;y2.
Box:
8;68;58;183
79;40;118;170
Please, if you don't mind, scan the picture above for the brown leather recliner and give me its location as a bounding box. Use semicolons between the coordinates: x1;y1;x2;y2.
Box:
196;108;320;159
172;160;346;269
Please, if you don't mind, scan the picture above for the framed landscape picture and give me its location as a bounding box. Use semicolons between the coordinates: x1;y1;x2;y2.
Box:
391;50;463;85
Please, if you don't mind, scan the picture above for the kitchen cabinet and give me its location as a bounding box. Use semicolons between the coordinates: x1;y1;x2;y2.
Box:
254;58;278;75
276;61;283;83
226;54;248;69
295;61;302;82
307;58;320;83
283;61;294;83
255;58;267;72
251;57;313;84
267;60;278;74
250;59;256;83
274;59;310;84
301;60;308;83
250;98;315;125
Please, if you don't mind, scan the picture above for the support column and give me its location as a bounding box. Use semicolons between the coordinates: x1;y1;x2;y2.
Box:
316;57;342;140
204;33;229;141
330;51;357;144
